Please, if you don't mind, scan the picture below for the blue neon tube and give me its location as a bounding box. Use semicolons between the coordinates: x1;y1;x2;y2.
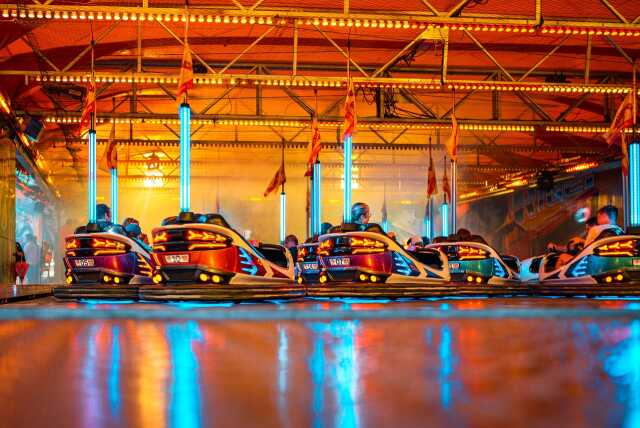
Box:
110;168;118;224
423;218;431;240
280;192;286;244
441;203;449;237
88;130;97;223
313;162;322;235
343;135;352;223
179;103;191;212
630;142;640;226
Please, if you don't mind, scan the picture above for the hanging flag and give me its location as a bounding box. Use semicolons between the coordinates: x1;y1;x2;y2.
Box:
263;163;286;197
177;41;194;100
442;160;451;204
342;82;357;142
605;92;635;146
445;114;459;161
427;153;437;198
98;119;117;172
79;81;96;131
305;115;322;176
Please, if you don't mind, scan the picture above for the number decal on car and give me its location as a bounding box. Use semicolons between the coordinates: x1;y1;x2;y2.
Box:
165;254;190;264
328;257;350;267
74;258;95;268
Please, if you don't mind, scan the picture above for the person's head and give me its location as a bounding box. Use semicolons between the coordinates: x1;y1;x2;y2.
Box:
597;205;618;226
585;216;597;232
456;228;471;241
320;222;332;236
122;217;140;228
284;234;298;249
421;236;431;246
351;202;370;225
567;237;585;256
96;204;111;222
124;222;142;239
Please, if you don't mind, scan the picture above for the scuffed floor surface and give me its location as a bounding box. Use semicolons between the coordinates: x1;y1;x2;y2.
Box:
1;297;640;427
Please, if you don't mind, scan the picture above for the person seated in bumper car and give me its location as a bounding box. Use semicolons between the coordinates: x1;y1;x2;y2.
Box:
352;202;371;225
585;205;623;246
554;236;585;269
75;204;125;235
123;219;152;252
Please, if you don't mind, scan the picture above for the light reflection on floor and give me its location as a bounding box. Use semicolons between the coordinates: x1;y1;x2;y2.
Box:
1;298;640;427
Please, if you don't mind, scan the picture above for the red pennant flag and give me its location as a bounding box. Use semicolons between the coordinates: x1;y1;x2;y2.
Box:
427;154;437;198
604;92;636;176
442;162;451;204
264;163;286;197
605;92;635;146
177;41;194;100
342;82;357;142
305;115;322;176
99;119;117;172
445;114;459;162
80;81;96;132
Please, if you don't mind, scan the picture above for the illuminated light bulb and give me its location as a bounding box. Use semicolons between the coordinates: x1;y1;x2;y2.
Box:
355;20;361;27
338;19;345;27
240;16;247;24
330;19;336;26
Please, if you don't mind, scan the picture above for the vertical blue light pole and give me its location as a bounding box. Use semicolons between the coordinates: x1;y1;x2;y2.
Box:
88;126;97;223
280;192;286;244
441;202;449;237
343;135;352;223
451;160;457;233
110;168;118;223
630;141;640;226
179;103;191;212
313;161;322;235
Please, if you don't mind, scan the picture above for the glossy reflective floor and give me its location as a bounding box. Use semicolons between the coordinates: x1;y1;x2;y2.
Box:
2;297;640;427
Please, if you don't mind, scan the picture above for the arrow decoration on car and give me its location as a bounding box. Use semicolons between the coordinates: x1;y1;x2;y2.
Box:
238;247;259;275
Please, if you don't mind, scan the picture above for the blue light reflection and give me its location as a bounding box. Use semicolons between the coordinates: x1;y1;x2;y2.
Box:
308;321;360;428
166;321;203;428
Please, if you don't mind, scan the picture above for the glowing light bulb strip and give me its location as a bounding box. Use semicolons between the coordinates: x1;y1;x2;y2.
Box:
42;115;607;133
2;4;640;38
24;71;636;95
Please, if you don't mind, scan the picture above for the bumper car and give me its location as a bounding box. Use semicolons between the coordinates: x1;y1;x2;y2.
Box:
55;222;154;299
295;242;321;284
520;256;544;282
536;233;640;286
425;237;520;285
312;223;449;285
149;212;294;285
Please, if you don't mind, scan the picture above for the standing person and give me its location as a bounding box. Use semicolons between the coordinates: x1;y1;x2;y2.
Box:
23;234;41;284
585;205;623;246
284;234;299;261
351;202;371;225
14;242;28;285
